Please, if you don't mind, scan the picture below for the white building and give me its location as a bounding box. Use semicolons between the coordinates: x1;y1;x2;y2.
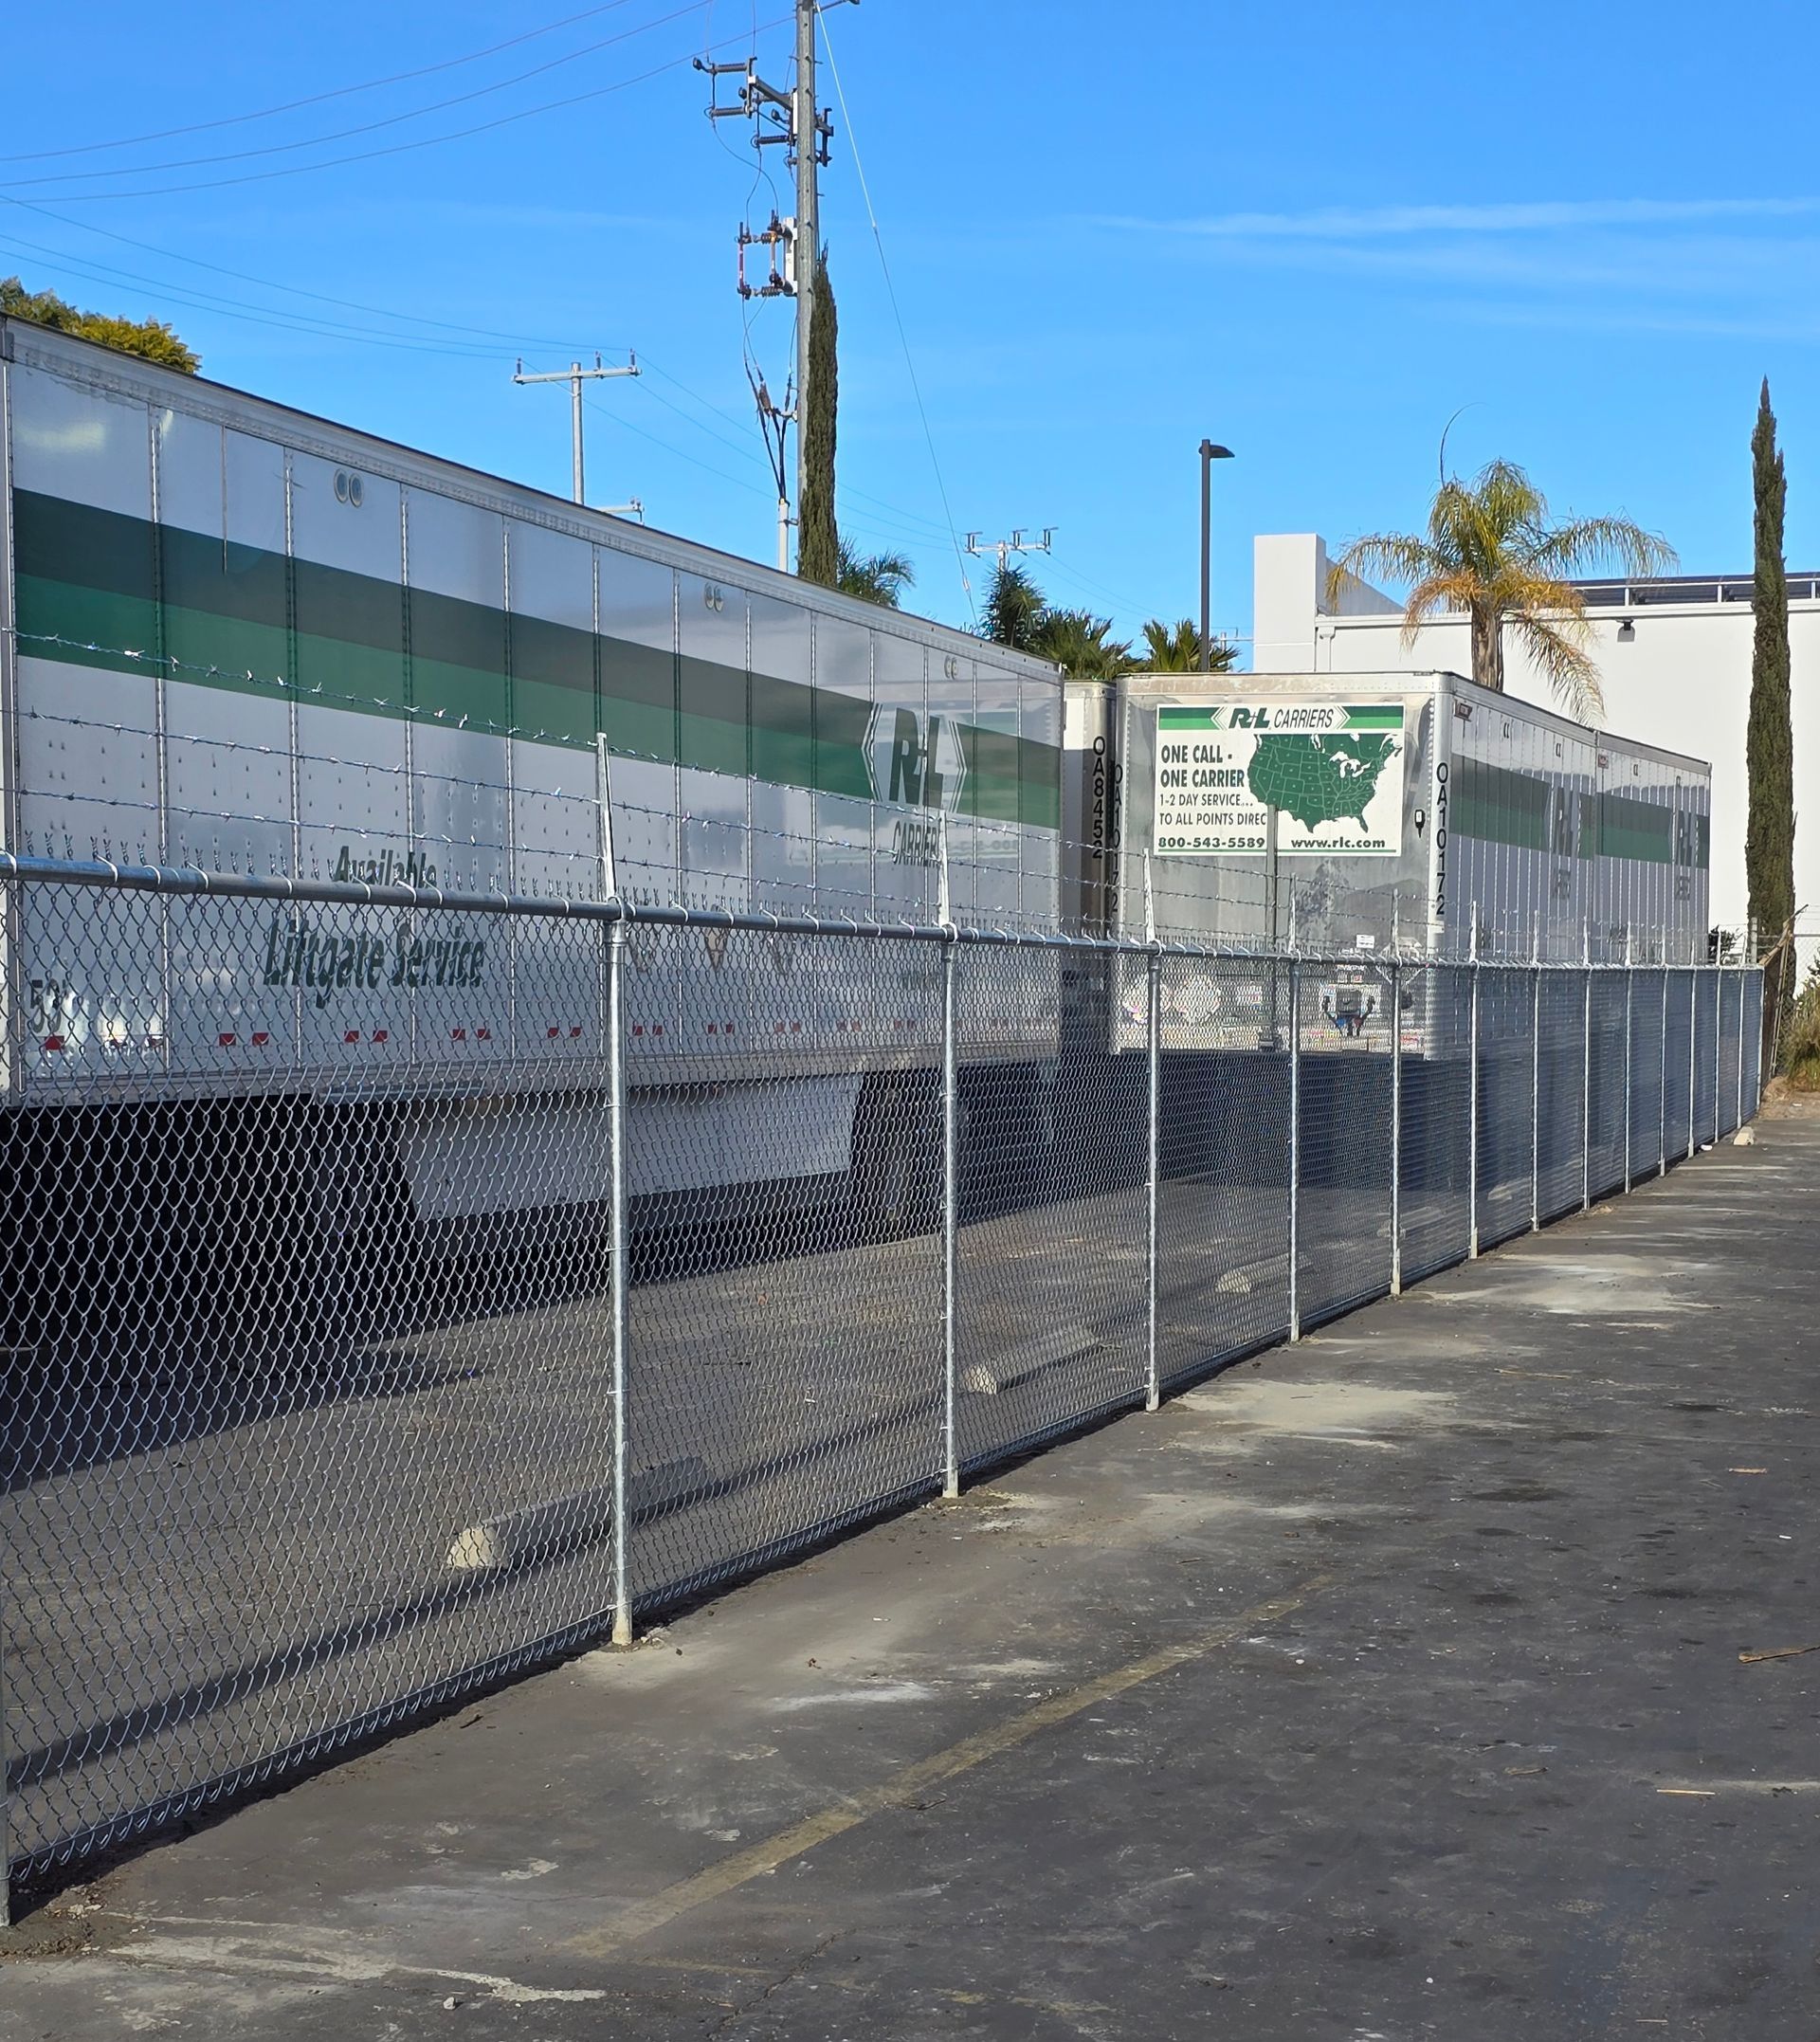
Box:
1253;533;1815;956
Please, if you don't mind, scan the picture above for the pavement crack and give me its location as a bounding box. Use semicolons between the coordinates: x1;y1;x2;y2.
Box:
701;1929;849;2037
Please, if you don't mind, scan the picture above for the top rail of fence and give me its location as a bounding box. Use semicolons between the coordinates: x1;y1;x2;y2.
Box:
0;852;1754;975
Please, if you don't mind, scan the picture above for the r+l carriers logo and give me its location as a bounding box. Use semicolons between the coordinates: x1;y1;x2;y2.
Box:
864;705;970;866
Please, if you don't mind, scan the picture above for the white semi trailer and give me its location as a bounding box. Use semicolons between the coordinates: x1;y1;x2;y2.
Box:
0;319;1720;1260
0;319;1066;1225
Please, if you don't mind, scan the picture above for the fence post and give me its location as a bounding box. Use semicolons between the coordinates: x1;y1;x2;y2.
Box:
1581;923;1592;1213
1623;928;1634;1194
1287;955;1301;1341
1530;934;1542;1233
0;862;11;1919
2;1537;11;1925
1756;972;1767;1117
1714;966;1723;1144
1687;966;1698;1161
940;927;959;1497
1737;969;1747;1129
1144;858;1161;1412
607;917;633;1649
1658;966;1668;1176
1468;912;1481;1260
1389;960;1402;1296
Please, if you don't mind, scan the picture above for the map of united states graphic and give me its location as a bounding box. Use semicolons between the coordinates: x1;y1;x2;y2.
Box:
1247;732;1398;830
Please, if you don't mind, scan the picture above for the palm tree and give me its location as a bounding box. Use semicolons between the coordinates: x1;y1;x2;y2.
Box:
836;538;915;609
982;565;1132;677
1029;606;1132;681
1138;617;1238;674
982;561;1046;651
1328;459;1674;720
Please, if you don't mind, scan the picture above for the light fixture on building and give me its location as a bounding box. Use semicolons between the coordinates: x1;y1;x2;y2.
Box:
1616;617;1636;642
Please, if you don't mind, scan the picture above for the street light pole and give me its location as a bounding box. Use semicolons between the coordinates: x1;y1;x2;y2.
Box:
1199;439;1234;674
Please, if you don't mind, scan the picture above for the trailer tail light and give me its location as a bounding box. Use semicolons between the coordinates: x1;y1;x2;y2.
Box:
43;1034;66;1053
218;1032;237;1048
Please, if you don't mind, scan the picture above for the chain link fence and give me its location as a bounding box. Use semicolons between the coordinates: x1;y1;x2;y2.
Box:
0;860;1764;1911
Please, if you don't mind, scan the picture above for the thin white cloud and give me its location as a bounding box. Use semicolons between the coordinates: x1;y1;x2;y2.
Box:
1092;196;1820;240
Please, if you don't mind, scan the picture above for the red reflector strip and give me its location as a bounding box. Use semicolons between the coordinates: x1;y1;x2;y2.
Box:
43;1034;65;1053
476;1028;491;1041
373;1029;390;1044
569;1026;582;1039
251;1031;270;1048
452;1028;466;1041
344;1030;359;1045
792;1021;801;1033
707;1023;719;1034
548;1026;560;1039
632;1024;645;1036
218;1032;237;1048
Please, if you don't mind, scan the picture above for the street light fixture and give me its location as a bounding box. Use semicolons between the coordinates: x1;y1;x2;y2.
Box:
1199;440;1234;675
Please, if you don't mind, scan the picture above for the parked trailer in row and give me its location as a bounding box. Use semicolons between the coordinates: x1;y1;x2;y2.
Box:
0;319;1069;1239
0;323;1718;1305
1064;669;1712;1053
1058;671;1714;1226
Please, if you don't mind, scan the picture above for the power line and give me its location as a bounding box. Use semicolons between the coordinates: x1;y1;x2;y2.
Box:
814;7;974;624
1043;554;1182;630
0;197;975;568
0;1;662;164
0;230;525;359
0;194;611;355
4;1;672;191
583;391;957;571
10;10;792;207
638;357;961;549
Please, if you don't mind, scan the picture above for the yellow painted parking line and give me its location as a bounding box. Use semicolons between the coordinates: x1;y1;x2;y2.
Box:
568;1574;1334;1958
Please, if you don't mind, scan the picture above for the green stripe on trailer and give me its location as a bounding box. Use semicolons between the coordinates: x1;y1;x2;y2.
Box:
1342;705;1403;728
10;489;1059;827
1598;791;1675;866
1451;756;1551;853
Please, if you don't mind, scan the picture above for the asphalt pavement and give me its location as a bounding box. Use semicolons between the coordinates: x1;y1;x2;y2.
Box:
4;1104;1816;2040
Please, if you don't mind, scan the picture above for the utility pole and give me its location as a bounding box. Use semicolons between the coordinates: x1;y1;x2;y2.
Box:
792;0;820;528
513;353;641;506
965;527;1056;574
699;0;836;557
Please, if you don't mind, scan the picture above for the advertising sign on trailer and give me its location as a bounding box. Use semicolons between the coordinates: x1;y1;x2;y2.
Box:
1152;702;1407;856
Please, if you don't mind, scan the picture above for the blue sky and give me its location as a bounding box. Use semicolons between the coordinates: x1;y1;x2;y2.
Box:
7;0;1818;651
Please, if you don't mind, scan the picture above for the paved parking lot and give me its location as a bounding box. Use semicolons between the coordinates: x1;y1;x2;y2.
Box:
5;1109;1815;2039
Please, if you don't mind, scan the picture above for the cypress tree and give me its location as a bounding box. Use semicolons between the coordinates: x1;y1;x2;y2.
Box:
797;254;839;589
1746;379;1796;1059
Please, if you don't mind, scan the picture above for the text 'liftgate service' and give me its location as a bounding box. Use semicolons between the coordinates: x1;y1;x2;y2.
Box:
1153;702;1406;856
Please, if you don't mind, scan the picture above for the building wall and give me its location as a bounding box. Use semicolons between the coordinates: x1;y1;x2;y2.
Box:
1253;533;1817;956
